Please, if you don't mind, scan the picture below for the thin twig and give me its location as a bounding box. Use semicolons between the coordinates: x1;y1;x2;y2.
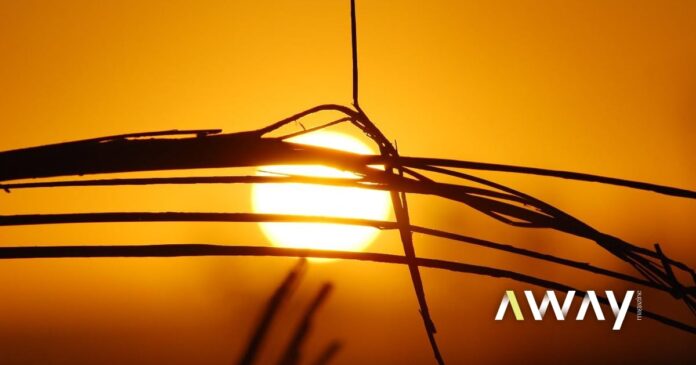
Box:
277;117;352;141
0;244;693;335
392;156;696;200
1;211;689;297
348;0;444;359
351;0;359;107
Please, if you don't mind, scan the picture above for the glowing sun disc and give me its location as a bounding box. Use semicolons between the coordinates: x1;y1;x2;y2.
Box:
251;130;390;254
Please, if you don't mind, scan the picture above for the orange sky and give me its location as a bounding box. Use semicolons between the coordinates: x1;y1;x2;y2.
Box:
1;0;695;364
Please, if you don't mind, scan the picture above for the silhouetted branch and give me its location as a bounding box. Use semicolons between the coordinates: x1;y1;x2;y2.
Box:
1;1;692;362
0;244;692;334
1;211;690;296
391;156;696;200
254;104;358;137
342;4;446;355
0;212;395;229
4;129;692;199
277;118;352;141
0;175;385;191
412;164;696;312
351;0;359;108
0;173;526;206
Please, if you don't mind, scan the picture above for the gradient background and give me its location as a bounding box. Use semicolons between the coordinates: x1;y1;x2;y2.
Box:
1;0;695;364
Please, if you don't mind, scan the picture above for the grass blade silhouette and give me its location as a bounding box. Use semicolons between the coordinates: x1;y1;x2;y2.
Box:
310;341;342;365
238;259;307;365
277;283;333;365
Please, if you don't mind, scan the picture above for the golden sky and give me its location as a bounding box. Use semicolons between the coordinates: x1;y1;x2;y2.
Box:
1;0;695;364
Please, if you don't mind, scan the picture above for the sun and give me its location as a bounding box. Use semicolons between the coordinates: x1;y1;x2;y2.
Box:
251;130;391;254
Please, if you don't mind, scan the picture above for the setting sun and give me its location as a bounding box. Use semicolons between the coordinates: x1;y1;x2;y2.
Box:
3;1;696;363
251;131;391;252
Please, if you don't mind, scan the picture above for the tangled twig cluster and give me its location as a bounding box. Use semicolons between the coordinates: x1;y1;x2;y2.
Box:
1;1;695;364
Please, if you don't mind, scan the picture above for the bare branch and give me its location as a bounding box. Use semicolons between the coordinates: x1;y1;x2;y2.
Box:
0;244;693;335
